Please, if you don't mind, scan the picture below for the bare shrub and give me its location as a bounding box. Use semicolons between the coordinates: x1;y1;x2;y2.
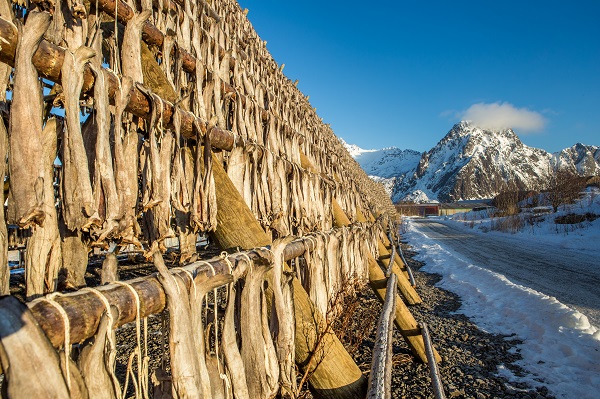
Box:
555;213;599;225
491;214;523;233
296;276;374;398
545;168;586;212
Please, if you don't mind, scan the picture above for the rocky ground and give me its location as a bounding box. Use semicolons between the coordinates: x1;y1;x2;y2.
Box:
341;242;556;399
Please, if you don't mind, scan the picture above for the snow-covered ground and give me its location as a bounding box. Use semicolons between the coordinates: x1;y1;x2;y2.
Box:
404;188;600;398
449;187;600;253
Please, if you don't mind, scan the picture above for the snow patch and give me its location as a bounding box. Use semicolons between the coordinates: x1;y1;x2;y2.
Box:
405;218;600;398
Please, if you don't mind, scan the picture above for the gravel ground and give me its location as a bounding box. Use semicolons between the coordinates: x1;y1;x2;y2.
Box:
344;242;556;399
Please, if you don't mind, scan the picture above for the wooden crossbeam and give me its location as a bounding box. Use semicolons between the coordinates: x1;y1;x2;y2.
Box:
0;16;235;150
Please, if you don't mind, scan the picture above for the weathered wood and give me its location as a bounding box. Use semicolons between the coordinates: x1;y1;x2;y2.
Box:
367;273;397;399
332;199;441;364
380;229;412;281
28;258;232;348
0;17;236;150
210;153;272;249
209;155;367;399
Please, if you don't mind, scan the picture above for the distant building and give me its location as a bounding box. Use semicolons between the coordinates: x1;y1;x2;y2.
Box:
396;200;493;217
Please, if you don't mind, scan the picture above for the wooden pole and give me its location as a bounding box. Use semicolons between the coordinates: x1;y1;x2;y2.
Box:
28;258;232;348
24;234;318;350
331;199;440;364
0;17;236;149
209;156;367;398
356;210;420;303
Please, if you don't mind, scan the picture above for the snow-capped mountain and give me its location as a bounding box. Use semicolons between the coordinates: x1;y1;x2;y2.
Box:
344;121;600;203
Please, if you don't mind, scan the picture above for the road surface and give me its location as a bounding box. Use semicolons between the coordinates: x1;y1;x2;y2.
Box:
411;218;600;326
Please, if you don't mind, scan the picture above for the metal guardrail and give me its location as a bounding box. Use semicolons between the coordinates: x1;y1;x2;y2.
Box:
386;235;396;277
421;323;446;399
367;273;398;399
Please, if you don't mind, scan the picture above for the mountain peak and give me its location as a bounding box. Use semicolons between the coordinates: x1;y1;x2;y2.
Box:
348;123;599;203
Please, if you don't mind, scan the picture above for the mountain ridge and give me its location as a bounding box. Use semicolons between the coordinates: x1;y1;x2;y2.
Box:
345;121;600;203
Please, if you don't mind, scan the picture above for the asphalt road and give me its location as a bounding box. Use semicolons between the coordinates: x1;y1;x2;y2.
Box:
412;218;600;327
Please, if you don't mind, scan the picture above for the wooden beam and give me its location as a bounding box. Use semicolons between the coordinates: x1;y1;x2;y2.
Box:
29;258;233;348
25;234;316;349
0;16;235;150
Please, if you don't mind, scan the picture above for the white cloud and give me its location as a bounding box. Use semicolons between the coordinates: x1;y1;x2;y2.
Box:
460;102;546;133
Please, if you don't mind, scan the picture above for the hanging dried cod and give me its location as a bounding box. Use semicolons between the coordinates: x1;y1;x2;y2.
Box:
61;45;97;231
25;118;63;299
153;252;203;397
171;109;197;263
270;238;297;397
7;11;51;228
78;309;121;399
142;90;175;256
191;119;217;232
87;63;121;243
153;252;231;398
113;76;142;247
240;263;279;399
121;10;152;84
0;296;71;397
222;279;250;399
190;269;233;399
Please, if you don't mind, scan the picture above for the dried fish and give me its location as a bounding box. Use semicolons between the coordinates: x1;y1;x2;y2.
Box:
61;45;97;231
191;119;217;232
87;64;120;242
260;282;280;398
153;252;203;398
121;10;152;83
25;118;63;299
78;310;119;399
0;296;71;397
270;238;296;397
113;76;142;247
142;90;176;256
101;253;119;285
8;11;51;228
222;281;250;399
240;265;274;399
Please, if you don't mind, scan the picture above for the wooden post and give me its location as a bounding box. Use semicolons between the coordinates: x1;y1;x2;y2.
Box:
331;199;441;364
356;209;420;303
209;156;367;398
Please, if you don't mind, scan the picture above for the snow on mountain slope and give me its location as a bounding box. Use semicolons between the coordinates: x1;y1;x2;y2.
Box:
554;143;600;176
345;122;600;203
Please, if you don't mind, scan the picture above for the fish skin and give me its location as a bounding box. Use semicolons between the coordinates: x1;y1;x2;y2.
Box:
8;11;52;228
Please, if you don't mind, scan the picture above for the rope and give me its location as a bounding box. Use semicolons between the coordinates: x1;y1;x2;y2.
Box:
33;293;72;393
215;253;234;391
173;267;196;299
113;281;147;399
79;287;122;398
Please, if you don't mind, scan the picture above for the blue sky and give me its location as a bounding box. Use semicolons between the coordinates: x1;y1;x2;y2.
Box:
236;0;599;153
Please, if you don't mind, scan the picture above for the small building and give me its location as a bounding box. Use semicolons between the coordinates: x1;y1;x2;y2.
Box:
396;200;493;217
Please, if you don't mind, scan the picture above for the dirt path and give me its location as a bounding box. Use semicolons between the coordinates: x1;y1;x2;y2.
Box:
412;218;600;327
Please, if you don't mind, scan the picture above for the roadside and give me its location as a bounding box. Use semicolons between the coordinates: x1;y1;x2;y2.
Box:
404;218;600;398
363;241;556;399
